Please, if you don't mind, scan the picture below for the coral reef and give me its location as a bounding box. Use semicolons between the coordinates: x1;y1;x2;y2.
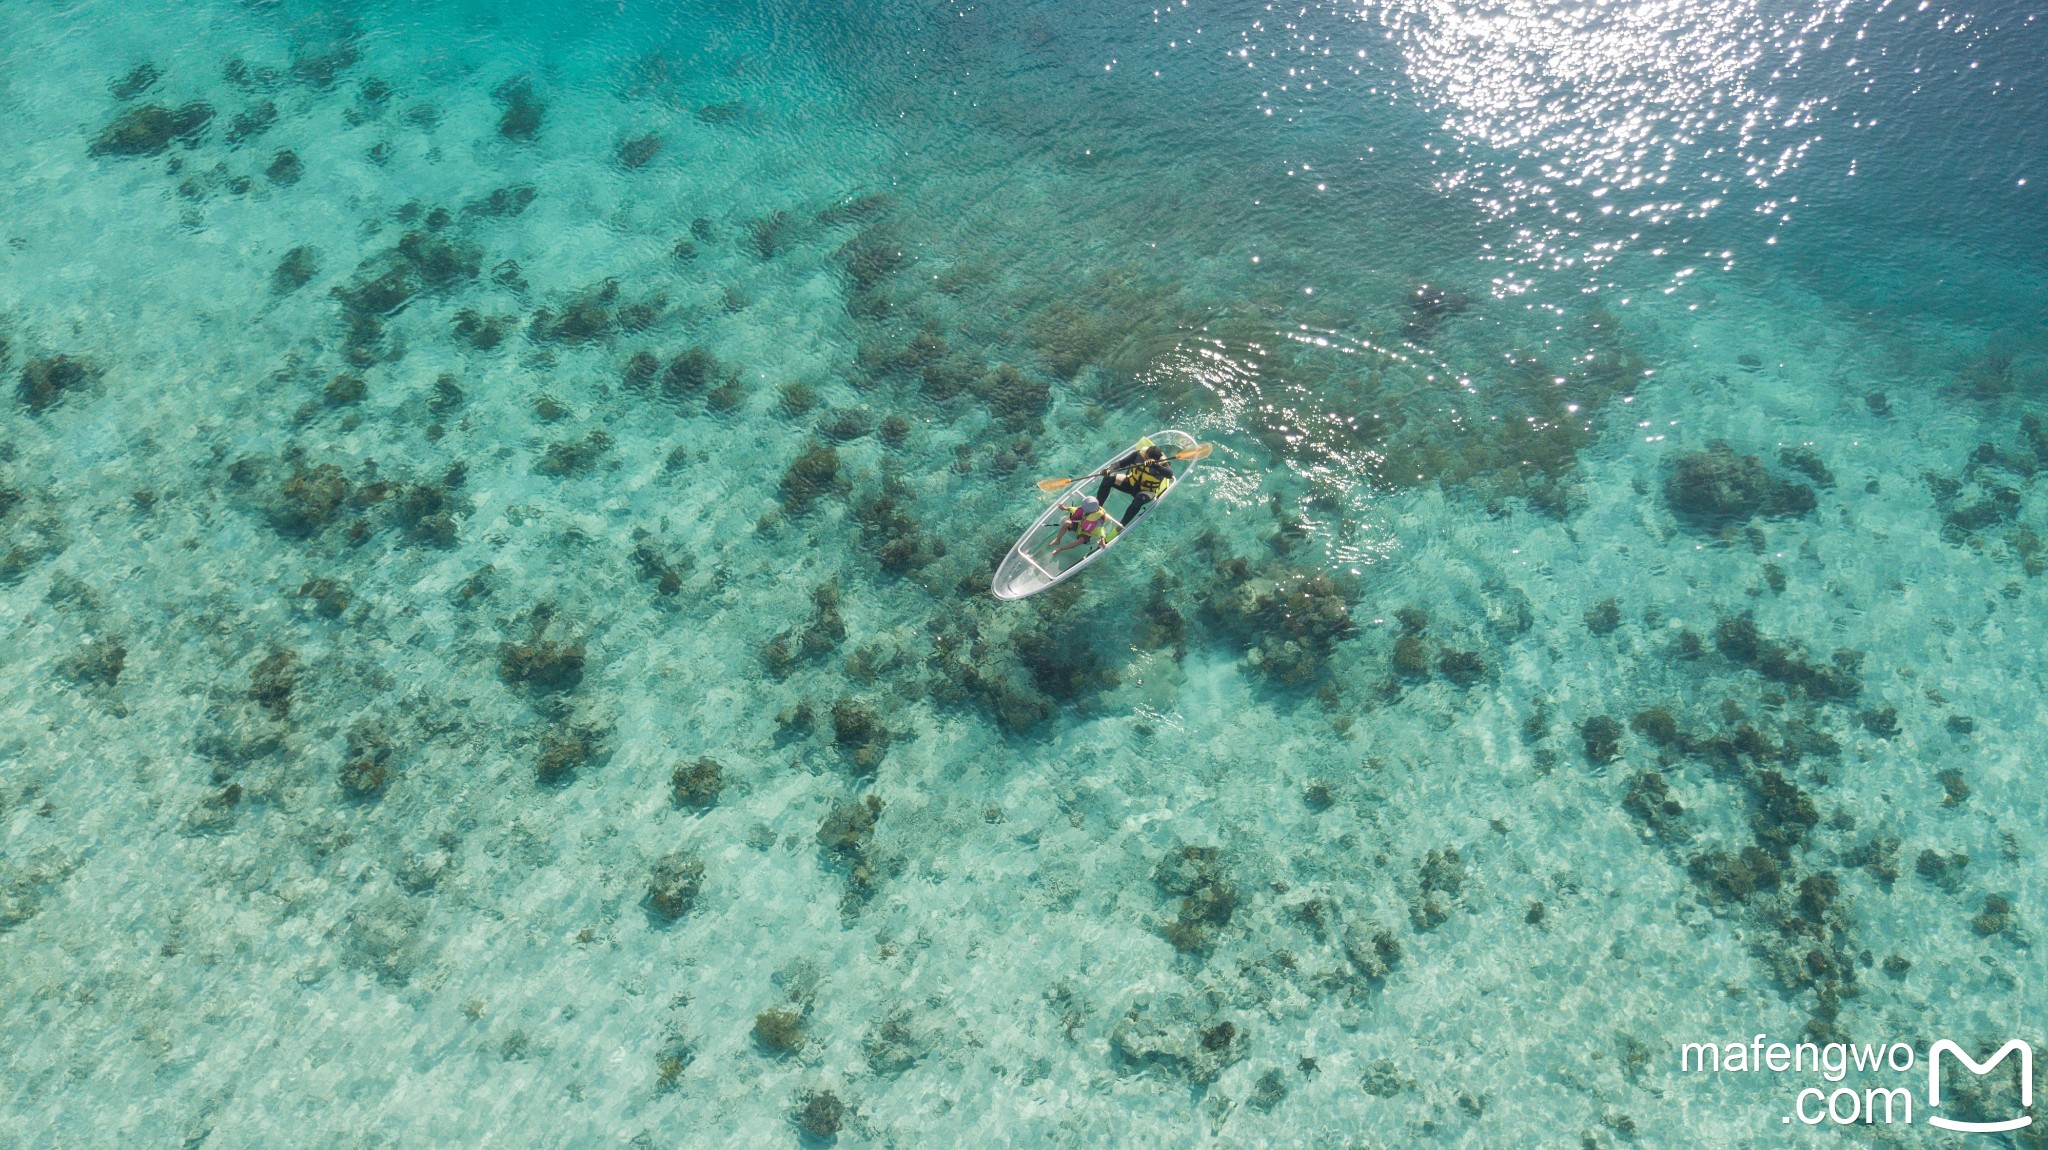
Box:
645;852;704;921
272;246;318;294
796;1090;845;1138
616;132;661;169
671;758;724;808
1664;443;1817;527
493;76;543;140
817;794;886;907
754;1006;807;1055
90;102;214;157
778;443;843;513
19;355;101;414
1209;560;1356;684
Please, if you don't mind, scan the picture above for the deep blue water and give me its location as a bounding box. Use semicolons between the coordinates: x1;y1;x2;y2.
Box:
1;1;2043;1145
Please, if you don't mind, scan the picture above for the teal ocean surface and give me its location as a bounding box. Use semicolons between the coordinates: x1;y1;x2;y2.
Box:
2;0;2044;1144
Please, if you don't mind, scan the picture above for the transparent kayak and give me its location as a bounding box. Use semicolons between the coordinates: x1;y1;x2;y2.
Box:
990;429;1202;601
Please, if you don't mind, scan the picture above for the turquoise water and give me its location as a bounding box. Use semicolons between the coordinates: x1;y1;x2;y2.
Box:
2;0;2043;1144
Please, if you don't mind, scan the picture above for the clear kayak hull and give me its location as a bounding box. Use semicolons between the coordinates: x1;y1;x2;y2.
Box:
990;430;1201;601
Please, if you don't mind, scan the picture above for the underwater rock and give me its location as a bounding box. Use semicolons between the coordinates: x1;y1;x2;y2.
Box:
1109;1000;1244;1086
265;149;303;185
1665;443;1816;527
1749;770;1819;857
110;63;160;100
1712;615;1862;701
973;364;1050;430
452;309;510;349
748;210;799;259
536;724;608;783
1153;845;1224;896
1936;768;1969;807
754;1007;807;1055
818;794;882;856
1846;835;1901;886
775;381;817;418
397;228;482;290
323;373;365;407
1621;771;1685;839
654;346;720;401
796;1091;845;1138
339;753;388;798
1629;707;1683;747
1859;706;1899;737
333;228;482;318
272;245;318;294
342;891;425;984
1390;634;1430;679
616;133;662;169
225;100;277;145
339;728;392;798
89;101;214;157
391;479;464;547
852;491;942;574
534;430;612;477
1437;648;1485;686
645;852;704;921
247;649;299;718
1579;716;1623;764
493;76;543;140
1913;848;1968;892
19;355;102;414
671;758;723;808
778;442;843;513
817;192;892;228
861;1012;933;1075
1779;446;1834;487
631;540;689;596
1583;598;1621;635
833;224;905;290
60;636;127;686
818;407;872;442
1342;920;1400;982
1211;563;1356;684
1030;299;1119;379
290;42;361;88
1688;846;1781;902
264;460;350;534
1411;847;1465;930
1302;780;1335;811
831;698;890;774
1971;894;2013;936
529;281;618;344
1152;845;1236;953
183;782;245;834
1402;282;1471;342
499;620;586;692
463;184;536;220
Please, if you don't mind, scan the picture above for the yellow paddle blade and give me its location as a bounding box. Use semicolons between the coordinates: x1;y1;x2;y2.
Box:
1175;442;1214;461
1036;475;1078;493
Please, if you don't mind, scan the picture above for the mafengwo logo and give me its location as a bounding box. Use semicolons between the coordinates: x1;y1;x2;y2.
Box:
1928;1041;2032;1134
1678;1035;2036;1131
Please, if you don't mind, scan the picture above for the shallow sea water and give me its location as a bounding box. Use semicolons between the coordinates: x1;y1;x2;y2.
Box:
2;0;2045;1146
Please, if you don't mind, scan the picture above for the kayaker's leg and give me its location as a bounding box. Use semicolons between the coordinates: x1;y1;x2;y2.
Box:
1123;493;1152;524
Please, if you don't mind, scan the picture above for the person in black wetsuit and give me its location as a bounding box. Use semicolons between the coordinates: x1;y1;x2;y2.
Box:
1095;443;1175;525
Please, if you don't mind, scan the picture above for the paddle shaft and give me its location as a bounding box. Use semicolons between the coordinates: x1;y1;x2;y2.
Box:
1035;443;1209;493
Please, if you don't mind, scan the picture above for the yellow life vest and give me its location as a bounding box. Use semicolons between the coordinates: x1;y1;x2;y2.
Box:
1129;460;1173;497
